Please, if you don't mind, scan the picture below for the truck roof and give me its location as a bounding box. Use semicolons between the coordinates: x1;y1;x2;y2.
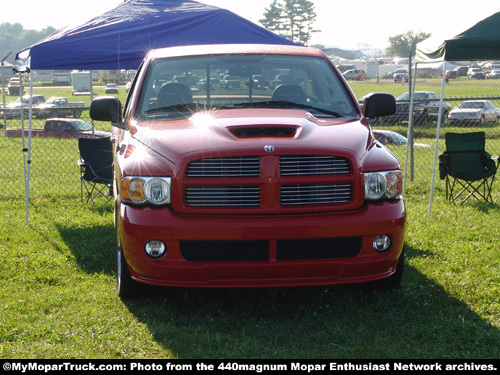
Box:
148;44;321;60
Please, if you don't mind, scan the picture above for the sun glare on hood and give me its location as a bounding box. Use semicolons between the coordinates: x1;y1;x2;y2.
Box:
190;111;217;132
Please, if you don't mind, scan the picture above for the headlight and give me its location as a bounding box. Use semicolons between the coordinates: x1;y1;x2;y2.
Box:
122;176;171;205
364;170;403;200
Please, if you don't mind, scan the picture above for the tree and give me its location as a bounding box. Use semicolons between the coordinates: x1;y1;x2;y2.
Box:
0;23;56;64
385;30;431;57
259;0;318;46
259;0;285;37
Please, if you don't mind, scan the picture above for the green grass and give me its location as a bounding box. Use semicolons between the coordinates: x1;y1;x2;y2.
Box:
0;182;499;359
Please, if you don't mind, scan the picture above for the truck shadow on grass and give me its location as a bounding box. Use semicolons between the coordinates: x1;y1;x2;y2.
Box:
59;224;499;359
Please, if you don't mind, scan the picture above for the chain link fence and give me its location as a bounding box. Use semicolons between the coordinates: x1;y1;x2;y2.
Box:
1;62;499;203
1;69;129;200
342;58;500;203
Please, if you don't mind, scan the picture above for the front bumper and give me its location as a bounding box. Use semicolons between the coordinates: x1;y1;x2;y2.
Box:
119;199;406;288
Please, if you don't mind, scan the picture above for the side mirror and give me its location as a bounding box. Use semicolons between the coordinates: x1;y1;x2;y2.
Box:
363;93;396;118
90;96;125;128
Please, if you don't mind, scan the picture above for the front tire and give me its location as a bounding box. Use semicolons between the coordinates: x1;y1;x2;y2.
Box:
365;249;405;290
115;204;141;299
116;246;140;299
380;249;405;288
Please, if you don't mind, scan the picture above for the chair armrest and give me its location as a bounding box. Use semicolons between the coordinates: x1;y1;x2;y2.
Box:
438;153;450;180
482;152;498;173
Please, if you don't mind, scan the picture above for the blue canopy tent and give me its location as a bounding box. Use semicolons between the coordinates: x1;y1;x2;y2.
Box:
15;0;298;223
16;0;296;70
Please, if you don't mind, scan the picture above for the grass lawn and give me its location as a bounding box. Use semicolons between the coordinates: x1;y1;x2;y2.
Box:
0;181;499;359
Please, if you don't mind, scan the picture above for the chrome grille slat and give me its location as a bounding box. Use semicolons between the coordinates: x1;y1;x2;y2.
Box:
185;186;260;207
280;155;350;176
281;184;352;205
186;157;260;177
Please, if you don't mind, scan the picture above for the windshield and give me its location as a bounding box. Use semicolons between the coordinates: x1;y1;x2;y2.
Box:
46;98;64;104
389;132;407;144
71;120;93;132
13;96;30;104
399;92;432;101
458;101;485;109
135;54;358;120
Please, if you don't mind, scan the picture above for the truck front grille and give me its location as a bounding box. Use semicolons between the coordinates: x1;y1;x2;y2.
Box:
183;155;354;209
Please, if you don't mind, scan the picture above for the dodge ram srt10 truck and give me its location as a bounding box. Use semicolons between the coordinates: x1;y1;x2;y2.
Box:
90;44;405;298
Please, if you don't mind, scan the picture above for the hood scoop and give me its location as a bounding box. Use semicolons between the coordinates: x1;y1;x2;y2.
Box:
229;126;298;139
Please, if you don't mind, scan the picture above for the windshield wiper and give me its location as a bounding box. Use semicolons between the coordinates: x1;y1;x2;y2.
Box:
232;100;345;117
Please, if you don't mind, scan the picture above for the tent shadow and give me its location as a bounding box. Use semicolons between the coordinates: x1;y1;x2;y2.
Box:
57;224;499;358
56;222;115;275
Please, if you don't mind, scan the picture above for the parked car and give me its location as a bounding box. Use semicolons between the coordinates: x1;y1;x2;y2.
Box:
373;130;430;148
486;69;500;79
389;91;451;124
89;44;404;298
483;63;500;73
250;74;269;88
1;94;46;119
467;68;485;79
445;70;457;79
105;83;119;93
6;118;111;138
198;77;218;91
220;75;240;90
448;100;500;125
34;96;87;118
452;66;469;77
393;69;408;82
342;69;365;80
7;77;25;96
271;73;291;86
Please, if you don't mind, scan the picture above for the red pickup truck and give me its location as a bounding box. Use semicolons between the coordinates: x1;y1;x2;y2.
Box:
6;118;111;138
90;44;405;298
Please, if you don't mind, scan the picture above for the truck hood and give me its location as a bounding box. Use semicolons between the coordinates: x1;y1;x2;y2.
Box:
125;109;371;172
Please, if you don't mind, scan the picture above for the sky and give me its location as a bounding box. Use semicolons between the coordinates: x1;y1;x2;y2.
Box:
1;0;500;52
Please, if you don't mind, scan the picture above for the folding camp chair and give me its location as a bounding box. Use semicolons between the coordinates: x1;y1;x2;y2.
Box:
78;137;113;204
439;132;498;204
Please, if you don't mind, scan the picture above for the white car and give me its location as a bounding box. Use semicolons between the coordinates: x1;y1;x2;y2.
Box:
448;100;500;125
486;69;500;79
373;130;430;148
105;83;119;94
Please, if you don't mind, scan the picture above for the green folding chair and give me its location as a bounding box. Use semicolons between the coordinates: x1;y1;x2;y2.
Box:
439;132;498;204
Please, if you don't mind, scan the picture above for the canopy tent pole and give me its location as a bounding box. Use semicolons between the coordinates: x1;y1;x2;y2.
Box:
21;70;33;225
404;61;419;194
26;71;33;224
1;53;11;137
18;72;27;224
428;63;447;217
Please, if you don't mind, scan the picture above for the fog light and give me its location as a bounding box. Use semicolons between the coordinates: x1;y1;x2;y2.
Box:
373;235;391;252
145;240;166;258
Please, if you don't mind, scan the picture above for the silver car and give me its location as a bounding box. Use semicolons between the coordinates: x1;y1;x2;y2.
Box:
448;100;500;125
